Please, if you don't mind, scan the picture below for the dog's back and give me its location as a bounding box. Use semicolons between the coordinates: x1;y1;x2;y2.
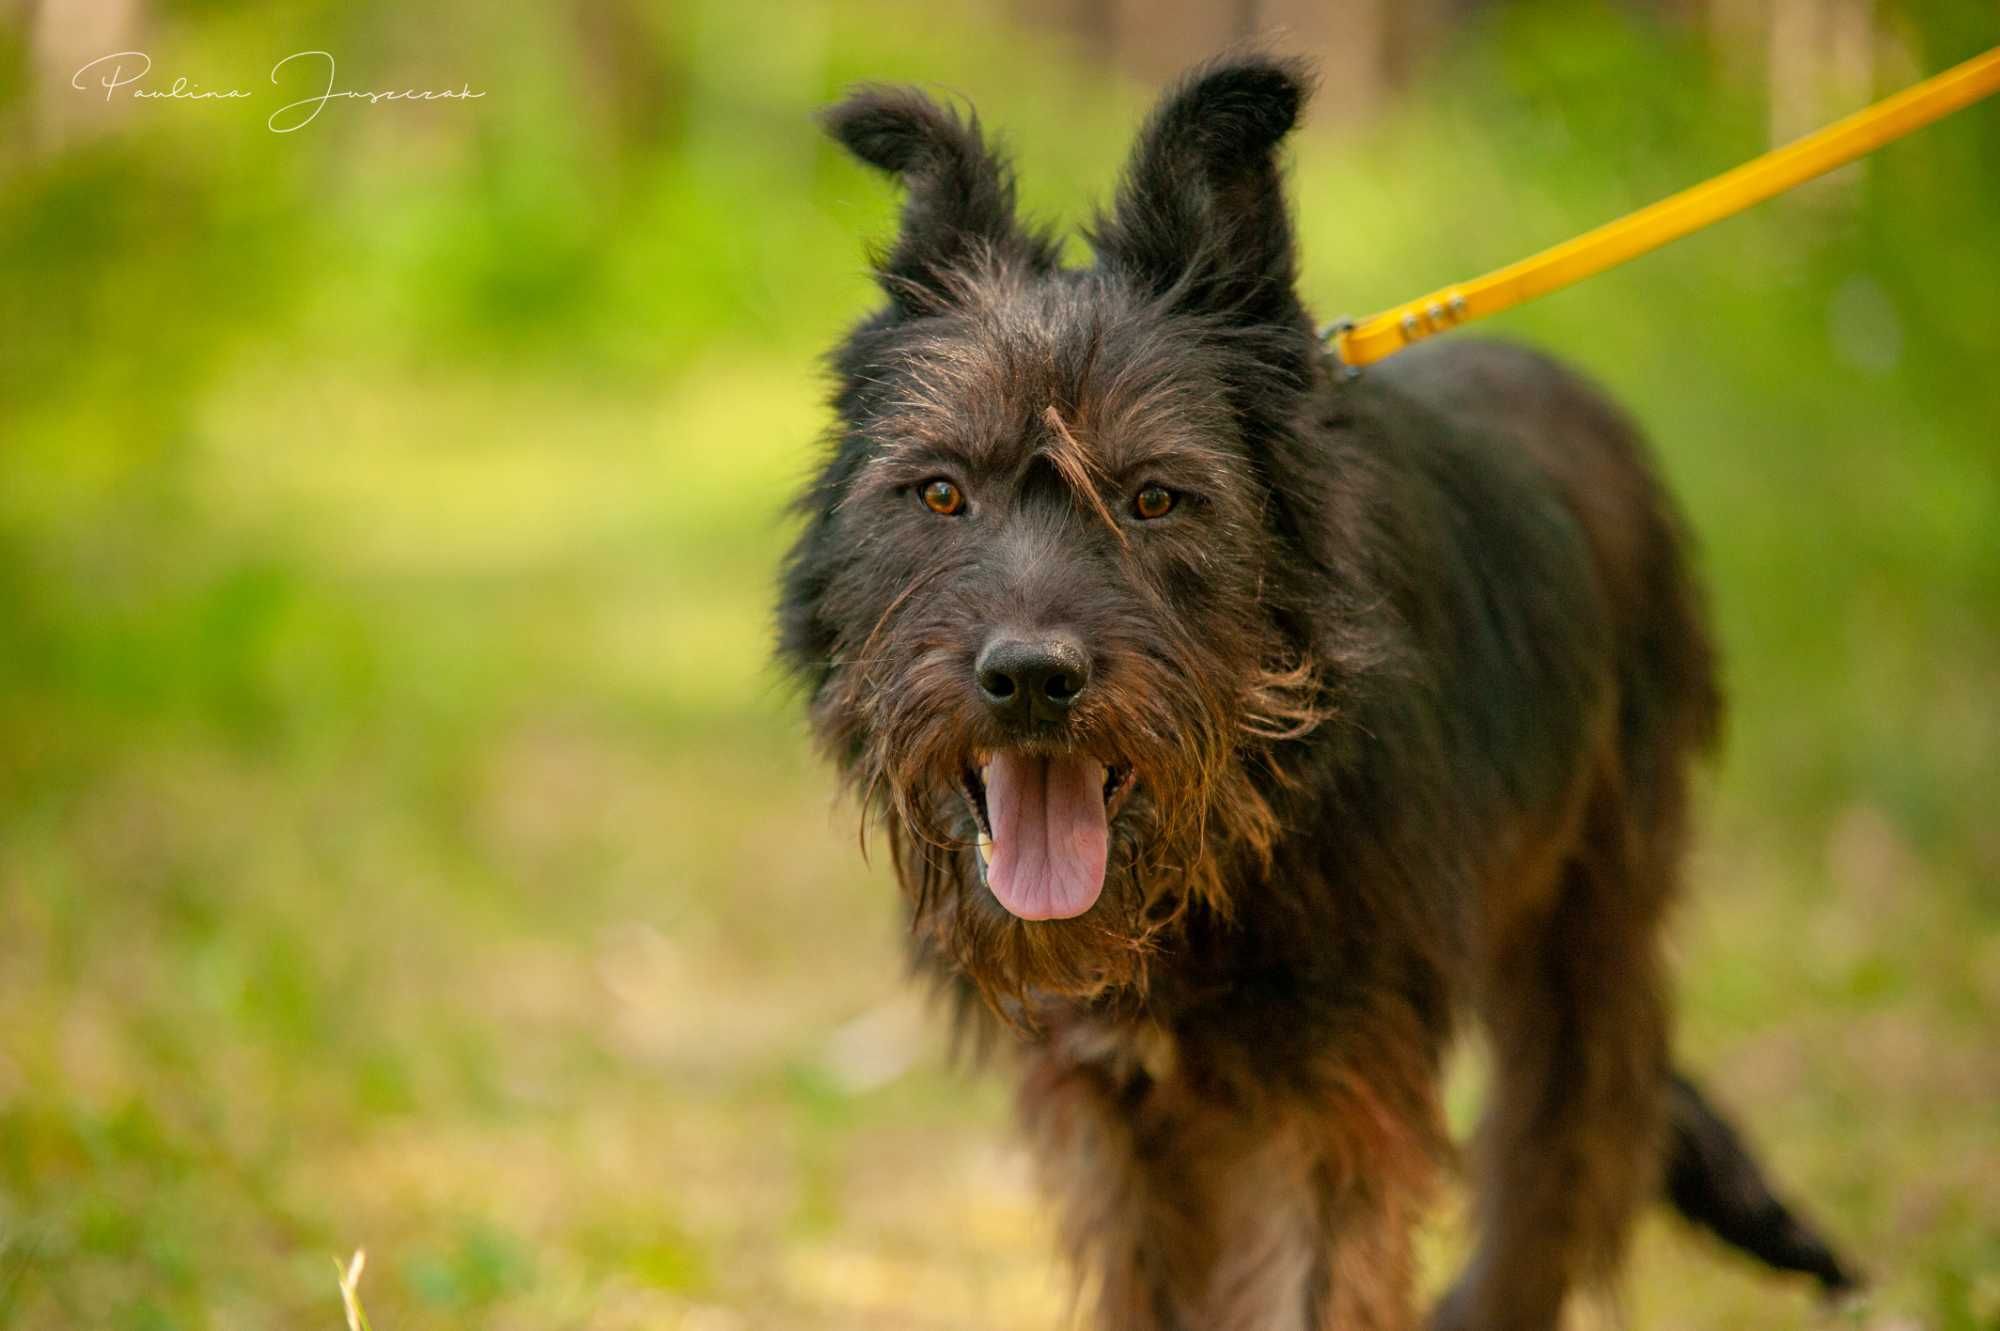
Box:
1353;337;1854;1312
1360;337;1722;836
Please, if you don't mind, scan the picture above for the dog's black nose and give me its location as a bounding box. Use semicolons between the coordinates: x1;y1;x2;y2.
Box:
976;635;1091;726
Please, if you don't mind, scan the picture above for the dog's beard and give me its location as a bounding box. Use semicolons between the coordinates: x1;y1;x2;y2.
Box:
815;627;1330;1021
895;800;1156;1016
882;737;1170;1015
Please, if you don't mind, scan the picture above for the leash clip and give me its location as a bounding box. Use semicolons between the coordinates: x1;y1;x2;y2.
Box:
1317;317;1361;382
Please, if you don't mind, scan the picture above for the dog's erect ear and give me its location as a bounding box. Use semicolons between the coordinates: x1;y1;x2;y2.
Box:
1091;56;1312;326
823;87;1058;316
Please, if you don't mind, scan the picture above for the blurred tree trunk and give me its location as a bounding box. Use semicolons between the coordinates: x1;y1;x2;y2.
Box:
1771;0;1876;142
1709;0;1768;85
1106;0;1258;84
1260;0;1391;126
27;0;145;152
568;0;676;157
1012;0;1496;125
1769;0;1875;204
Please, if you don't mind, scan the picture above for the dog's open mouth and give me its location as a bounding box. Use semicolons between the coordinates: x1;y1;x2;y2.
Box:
960;754;1132;921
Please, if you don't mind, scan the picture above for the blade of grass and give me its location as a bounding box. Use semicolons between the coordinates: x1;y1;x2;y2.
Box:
335;1249;374;1331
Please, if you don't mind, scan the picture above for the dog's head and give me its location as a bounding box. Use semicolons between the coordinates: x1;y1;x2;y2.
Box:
780;57;1369;1015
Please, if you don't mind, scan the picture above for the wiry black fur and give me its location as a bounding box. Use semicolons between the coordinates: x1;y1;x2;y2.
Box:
1090;57;1311;324
820;87;1060;316
780;53;1859;1330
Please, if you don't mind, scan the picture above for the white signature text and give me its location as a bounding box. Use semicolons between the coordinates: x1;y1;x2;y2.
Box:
70;50;485;133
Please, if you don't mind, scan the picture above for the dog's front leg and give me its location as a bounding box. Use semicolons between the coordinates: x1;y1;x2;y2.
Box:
1020;1038;1430;1331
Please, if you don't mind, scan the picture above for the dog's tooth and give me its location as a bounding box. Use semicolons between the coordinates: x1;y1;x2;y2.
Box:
976;833;992;868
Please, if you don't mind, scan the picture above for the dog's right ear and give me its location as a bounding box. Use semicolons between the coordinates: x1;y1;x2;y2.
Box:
823;87;1058;317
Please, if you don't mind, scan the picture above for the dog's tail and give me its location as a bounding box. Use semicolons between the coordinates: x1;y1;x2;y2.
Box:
1664;1070;1861;1294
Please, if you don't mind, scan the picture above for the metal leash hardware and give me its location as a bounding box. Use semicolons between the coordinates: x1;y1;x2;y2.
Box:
1317;318;1360;381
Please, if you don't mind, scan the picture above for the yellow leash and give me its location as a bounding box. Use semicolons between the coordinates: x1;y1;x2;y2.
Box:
1325;43;2000;371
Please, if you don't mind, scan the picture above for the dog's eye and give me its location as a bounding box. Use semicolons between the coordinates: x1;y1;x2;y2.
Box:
1132;485;1175;520
920;478;966;516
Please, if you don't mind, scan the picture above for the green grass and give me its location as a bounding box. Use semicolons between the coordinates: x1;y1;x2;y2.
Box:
0;2;1996;1327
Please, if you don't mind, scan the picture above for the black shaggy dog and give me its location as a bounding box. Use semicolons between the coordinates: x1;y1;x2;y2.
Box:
778;55;1857;1330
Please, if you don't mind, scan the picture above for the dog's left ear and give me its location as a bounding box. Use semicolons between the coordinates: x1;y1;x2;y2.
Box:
823;86;1058;316
1091;56;1313;326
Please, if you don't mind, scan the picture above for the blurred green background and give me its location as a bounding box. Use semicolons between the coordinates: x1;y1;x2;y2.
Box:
0;1;1995;1327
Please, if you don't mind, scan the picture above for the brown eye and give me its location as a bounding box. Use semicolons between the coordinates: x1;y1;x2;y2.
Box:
1133;485;1175;520
921;478;965;516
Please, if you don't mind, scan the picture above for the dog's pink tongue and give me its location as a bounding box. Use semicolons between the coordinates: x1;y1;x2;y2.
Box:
984;752;1108;921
